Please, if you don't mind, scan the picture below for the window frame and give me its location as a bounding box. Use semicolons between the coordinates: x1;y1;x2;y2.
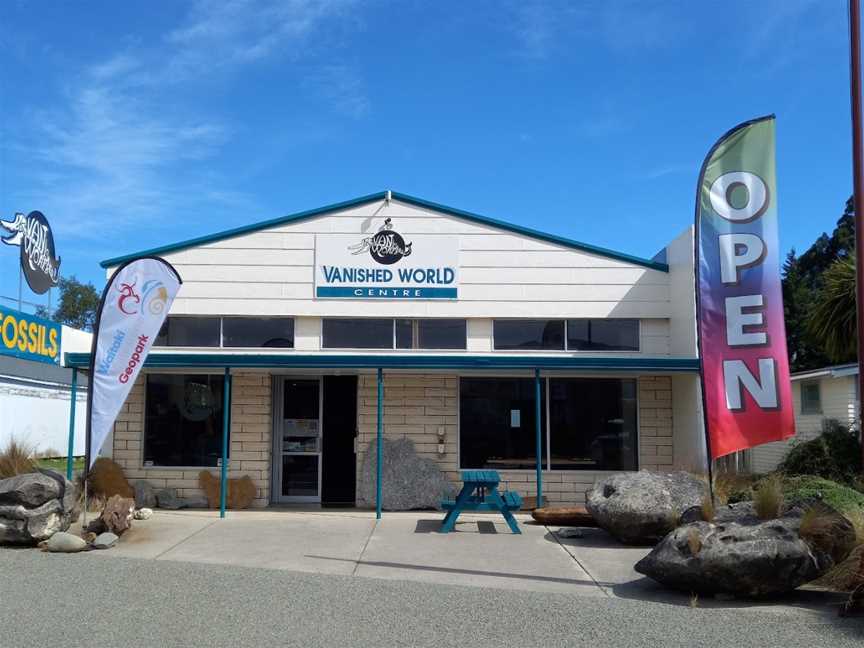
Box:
492;319;641;353
456;373;640;472
800;380;822;415
141;371;230;469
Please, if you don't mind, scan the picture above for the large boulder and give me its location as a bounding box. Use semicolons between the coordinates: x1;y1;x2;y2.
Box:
358;438;456;511
0;470;80;545
133;480;157;508
586;471;707;544
635;503;856;597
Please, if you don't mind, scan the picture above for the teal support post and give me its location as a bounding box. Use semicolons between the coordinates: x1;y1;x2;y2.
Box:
376;367;383;520
220;368;232;519
535;368;542;507
66;368;78;481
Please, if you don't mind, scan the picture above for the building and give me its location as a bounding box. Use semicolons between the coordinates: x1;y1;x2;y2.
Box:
66;191;704;508
749;363;859;473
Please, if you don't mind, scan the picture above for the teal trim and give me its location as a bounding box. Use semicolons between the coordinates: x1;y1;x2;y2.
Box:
66;368;77;481
376;367;383;520
219;368;231;519
65;352;699;372
534;368;542;507
99;190;669;272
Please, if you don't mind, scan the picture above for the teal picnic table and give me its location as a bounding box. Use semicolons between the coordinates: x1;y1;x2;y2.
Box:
439;470;522;534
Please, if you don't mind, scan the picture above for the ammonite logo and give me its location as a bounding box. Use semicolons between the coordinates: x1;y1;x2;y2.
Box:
0;211;61;295
348;218;412;265
116;280;168;316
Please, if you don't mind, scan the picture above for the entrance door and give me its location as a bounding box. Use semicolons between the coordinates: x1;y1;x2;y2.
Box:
321;376;358;505
276;378;321;502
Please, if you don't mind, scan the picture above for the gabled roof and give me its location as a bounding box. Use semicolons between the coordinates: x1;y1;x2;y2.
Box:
100;190;669;272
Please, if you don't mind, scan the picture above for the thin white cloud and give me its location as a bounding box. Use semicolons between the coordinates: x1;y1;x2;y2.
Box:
12;0;365;238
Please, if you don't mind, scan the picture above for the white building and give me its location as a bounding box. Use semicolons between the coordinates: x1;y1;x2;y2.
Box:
749;363;859;473
66;191;705;507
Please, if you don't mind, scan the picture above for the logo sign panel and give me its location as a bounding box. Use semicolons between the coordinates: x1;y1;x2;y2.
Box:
88;257;181;468
0;306;61;365
315;219;459;299
1;211;61;294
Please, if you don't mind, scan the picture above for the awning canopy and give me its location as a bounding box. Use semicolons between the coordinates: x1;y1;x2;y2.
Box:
64;352;699;372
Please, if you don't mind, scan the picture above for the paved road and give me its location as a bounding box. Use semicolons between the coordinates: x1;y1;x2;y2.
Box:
0;550;861;648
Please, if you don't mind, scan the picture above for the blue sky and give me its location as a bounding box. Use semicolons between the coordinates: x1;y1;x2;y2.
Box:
0;0;854;311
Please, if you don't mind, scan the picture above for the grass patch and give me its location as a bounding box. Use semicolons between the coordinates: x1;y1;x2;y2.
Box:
783;476;864;515
0;438;37;479
36;456;85;475
753;474;784;520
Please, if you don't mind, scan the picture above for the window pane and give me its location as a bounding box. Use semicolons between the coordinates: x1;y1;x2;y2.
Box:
222;317;294;348
801;382;821;414
418;319;466;349
143;374;225;467
322;318;393;349
395;319;413;349
459;378;546;470
493;320;564;350
549;378;637;470
155;317;221;347
567;319;639;351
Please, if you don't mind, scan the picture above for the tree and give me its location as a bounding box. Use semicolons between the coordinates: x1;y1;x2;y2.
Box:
35;276;101;331
782;197;856;370
807;256;857;363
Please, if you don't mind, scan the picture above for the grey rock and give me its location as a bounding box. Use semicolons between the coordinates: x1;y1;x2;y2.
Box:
557;528;584;539
358;438;456;511
181;496;209;509
134;480;157;508
92;532;118;549
0;472;79;545
586;471;708;545
0;472;61;507
634;508;855;597
133;507;153;520
42;531;87;553
155;489;182;510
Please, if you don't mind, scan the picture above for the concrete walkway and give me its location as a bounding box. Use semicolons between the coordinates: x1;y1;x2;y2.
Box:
69;509;851;618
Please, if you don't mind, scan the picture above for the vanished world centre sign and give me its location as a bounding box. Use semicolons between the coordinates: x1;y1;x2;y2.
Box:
315;219;459;299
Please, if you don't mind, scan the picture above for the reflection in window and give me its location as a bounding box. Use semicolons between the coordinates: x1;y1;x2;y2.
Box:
493;320;565;350
322;318;393;349
155;317;220;347
549;378;637;470
143;374;225;467
459;378;546;469
222;317;294;348
567;319;639;351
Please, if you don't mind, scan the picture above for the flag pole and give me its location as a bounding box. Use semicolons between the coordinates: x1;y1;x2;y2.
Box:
849;0;864;473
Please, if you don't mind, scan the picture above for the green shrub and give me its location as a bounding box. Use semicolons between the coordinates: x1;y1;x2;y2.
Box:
783;475;864;515
778;420;862;485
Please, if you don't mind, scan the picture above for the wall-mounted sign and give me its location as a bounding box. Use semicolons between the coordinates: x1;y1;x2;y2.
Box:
0;306;61;365
1;211;61;294
315;219;459;299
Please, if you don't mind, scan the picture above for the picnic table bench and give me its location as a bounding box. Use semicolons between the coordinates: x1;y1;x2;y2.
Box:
439;470;522;534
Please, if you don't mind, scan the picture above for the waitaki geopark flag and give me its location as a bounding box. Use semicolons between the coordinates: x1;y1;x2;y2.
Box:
86;257;182;469
695;115;794;459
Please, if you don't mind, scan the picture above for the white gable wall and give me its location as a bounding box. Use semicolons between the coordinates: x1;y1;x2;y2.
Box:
135;197;674;354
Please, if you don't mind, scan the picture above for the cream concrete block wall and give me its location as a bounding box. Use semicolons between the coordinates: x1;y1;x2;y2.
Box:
356;373;674;507
110;372;272;508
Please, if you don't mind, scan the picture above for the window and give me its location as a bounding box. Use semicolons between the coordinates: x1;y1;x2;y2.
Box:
493;320;565;350
800;381;822;414
567;319;639;351
549;378;637;470
323;318;467;350
222;317;294;348
143;374;225;467
459;378;546;469
322;318;393;349
155;317;220;347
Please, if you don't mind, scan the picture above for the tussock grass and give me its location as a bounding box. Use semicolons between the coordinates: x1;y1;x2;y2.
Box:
700;494;716;522
0;438;37;480
813;509;864;592
753;474;784;520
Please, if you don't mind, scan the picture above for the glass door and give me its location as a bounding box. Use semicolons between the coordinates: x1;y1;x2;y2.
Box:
277;378;321;502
